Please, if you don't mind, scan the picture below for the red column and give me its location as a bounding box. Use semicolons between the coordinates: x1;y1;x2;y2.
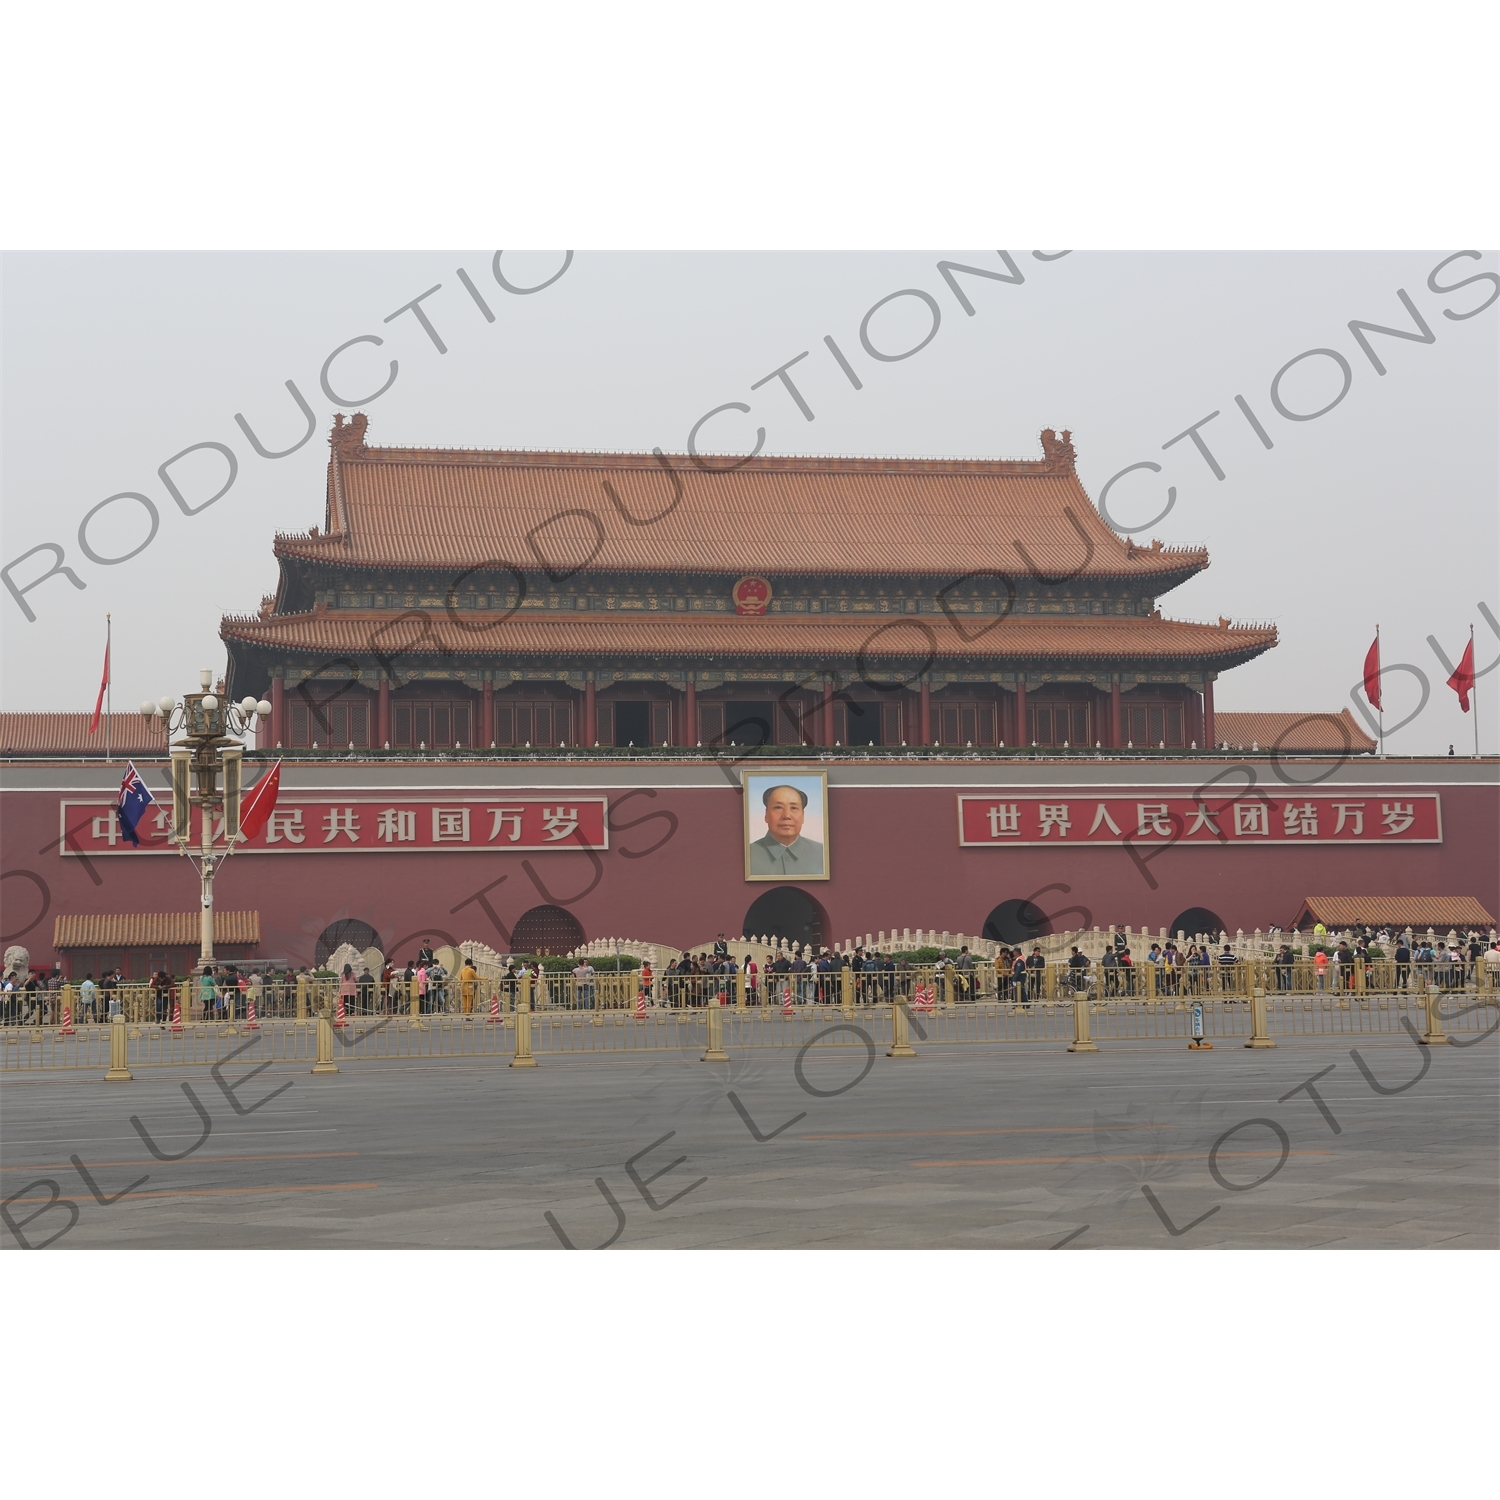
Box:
1110;680;1122;749
1014;680;1027;744
378;677;391;748
822;678;835;746
918;676;930;746
685;677;697;744
481;678;494;748
584;679;597;746
271;675;285;747
1203;679;1216;749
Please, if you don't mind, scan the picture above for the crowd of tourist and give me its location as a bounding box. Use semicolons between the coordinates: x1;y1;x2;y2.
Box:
3;929;1498;1024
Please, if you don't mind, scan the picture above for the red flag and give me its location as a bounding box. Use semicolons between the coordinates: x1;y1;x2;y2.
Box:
238;759;283;841
89;637;110;734
1447;637;1475;712
1362;635;1381;710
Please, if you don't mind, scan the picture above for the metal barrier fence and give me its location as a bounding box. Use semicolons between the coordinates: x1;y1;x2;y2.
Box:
3;953;1493;1033
6;982;1495;1072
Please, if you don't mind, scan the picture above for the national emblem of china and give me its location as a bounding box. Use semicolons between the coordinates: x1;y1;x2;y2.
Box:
732;576;772;615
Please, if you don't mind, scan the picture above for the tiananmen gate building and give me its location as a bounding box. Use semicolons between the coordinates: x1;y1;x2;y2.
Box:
220;415;1277;755
2;416;1494;973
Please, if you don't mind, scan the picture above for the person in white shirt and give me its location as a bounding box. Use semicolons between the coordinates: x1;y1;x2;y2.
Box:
572;959;596;1011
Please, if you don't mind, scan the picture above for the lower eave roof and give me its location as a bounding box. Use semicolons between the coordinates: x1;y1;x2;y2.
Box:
1293;897;1495;932
54;912;261;948
1;712;169;757
221;610;1277;665
1215;710;1375;754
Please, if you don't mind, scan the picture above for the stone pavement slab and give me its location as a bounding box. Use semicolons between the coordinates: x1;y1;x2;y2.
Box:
2;1035;1495;1249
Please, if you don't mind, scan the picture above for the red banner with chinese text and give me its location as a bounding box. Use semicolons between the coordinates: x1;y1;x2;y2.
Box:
59;797;610;856
957;793;1441;847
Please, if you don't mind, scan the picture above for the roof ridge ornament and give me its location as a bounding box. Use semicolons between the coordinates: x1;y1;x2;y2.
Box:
1038;427;1076;473
330;411;370;459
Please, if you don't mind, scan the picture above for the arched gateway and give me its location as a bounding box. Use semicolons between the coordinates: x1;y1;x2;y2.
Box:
742;888;827;949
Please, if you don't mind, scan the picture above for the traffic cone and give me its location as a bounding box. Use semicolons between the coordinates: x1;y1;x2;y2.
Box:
781;985;794;1016
244;994;260;1031
634;990;647;1020
59;1004;75;1036
171;997;183;1033
334;992;348;1028
913;984;934;1013
486;989;502;1024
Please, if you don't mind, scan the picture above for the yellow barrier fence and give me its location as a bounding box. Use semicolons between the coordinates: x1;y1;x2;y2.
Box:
6;952;1488;1035
7;987;1496;1072
6;953;1496;1071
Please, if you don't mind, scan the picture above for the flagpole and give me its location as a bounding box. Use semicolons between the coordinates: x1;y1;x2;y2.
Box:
105;614;112;764
1472;624;1480;760
1377;623;1384;758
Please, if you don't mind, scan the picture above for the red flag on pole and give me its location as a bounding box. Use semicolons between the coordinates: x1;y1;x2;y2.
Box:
89;635;110;734
1447;637;1475;712
1362;634;1381;710
237;759;283;841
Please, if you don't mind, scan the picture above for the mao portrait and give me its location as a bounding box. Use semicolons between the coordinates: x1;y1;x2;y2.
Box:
743;771;829;881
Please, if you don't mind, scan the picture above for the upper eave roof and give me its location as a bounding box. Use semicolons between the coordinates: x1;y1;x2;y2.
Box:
272;417;1209;583
221;610;1277;666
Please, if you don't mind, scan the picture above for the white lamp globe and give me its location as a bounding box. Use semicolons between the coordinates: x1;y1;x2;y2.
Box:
202;694;218;710
139;699;156;718
256;700;272;716
240;696;258;714
158;695;176;714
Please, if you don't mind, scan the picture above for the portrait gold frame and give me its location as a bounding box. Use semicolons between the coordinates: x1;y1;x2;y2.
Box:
741;768;831;882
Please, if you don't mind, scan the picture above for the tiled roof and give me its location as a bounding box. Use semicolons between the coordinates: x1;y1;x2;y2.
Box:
276;419;1208;581
53;912;261;948
1294;897;1495;931
1;712;169;757
1214;710;1376;753
221;609;1277;666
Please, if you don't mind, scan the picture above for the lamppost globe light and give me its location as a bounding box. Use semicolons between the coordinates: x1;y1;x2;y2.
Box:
158;695;176;714
199;669;213;690
240;695;258;714
202;694;218;711
256;700;272;716
139;699;156;718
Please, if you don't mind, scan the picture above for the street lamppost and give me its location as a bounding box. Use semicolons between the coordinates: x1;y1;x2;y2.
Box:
141;670;270;972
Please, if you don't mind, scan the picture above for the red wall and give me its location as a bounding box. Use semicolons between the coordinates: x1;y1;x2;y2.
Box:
4;770;1496;966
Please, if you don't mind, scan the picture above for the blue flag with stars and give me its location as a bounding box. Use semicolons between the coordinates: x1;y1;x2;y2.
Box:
117;760;155;847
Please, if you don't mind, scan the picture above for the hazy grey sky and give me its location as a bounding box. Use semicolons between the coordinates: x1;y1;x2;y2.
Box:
3;249;1495;752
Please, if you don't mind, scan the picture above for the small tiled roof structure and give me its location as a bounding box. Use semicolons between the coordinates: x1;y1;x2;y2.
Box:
275;414;1211;581
1292;897;1495;932
53;912;261;948
221;609;1279;667
1214;710;1376;754
1;712;168;758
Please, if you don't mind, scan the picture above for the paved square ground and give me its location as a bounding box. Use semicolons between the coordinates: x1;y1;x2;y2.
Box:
3;1033;1496;1249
